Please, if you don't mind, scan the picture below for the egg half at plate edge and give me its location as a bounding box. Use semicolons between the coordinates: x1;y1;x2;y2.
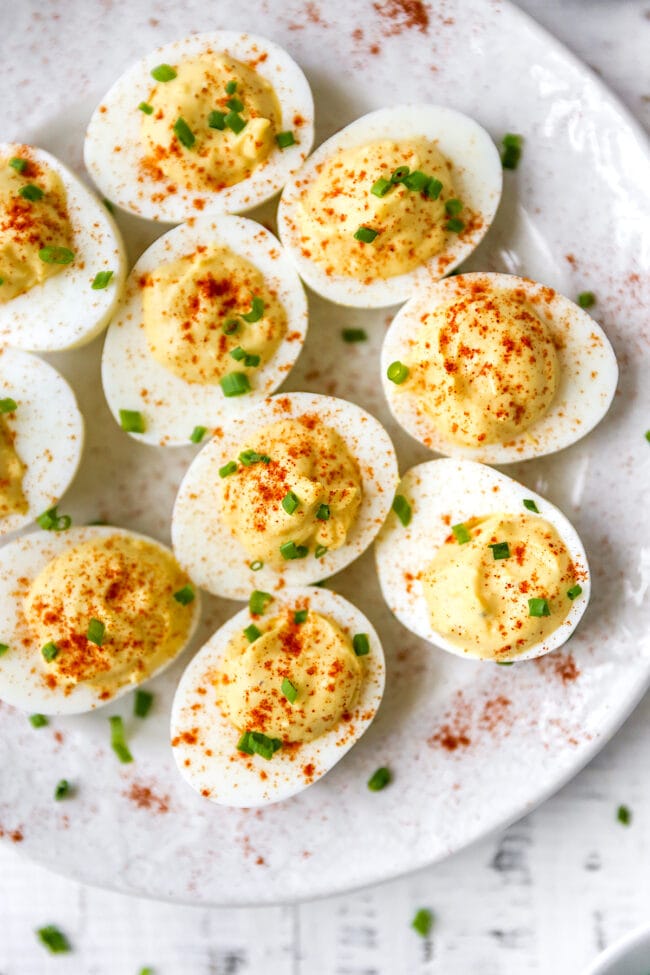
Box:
0;143;126;351
0;525;201;715
171;391;399;599
84;30;315;223
170;585;385;807
101;213;308;447
277;104;502;308
375;458;590;663
381;271;618;463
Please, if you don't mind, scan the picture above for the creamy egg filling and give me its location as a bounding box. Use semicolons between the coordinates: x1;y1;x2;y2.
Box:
0;415;27;518
421;512;579;659
220;416;363;567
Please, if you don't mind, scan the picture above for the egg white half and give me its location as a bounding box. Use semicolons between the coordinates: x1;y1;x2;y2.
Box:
84;31;315;222
0;525;202;714
375;458;590;662
171;392;399;598
277;105;502;308
381;272;619;463
170;585;385;807
0;144;126;351
101;215;308;446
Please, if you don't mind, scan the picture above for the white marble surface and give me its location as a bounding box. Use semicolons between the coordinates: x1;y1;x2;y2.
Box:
1;1;649;973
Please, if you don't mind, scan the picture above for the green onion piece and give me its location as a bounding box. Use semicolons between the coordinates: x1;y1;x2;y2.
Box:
411;908;434;938
489;541;511;560
567;584;583;600
36;925;71;954
617;804;632;826
645;430;650;443
9;156;27;173
222;317;240;334
138;102;154;115
371;176;392;197
282;676;298;703
0;643;9;656
242;296;265;323
54;779;70;801
119;409;146;434
501;133;523;170
229;346;247;361
249;731;282;760
0;397;17;413
109;715;133;763
425;177;443;199
39;246;75;264
237;730;255;754
226;97;244;112
452;523;471;544
386;360;409;384
29;713;48;728
250;560;264;571
577;291;596;309
392;494;412;527
19;183;45;201
249;590;273;615
225;80;237;95
91;270;113;290
139;969;155;975
496;661;514;666
445;217;465;233
276;130;296;149
134;689;154;718
244;623;262;643
219;460;238;477
225;111;247;134
367;766;391;791
151;63;177;82
353;633;370;657
0;277;3;285
404;170;429;192
36;506;71;532
354;225;379;243
282;490;300;515
208;110;226;130
103;198;115;214
42;642;58;662
445;198;463;216
342;328;367;343
173;117;195;149
190;425;207;444
523;498;539;512
280;540;309;560
239;449;271;466
173;584;195;606
294;609;308;624
244;353;260;367
314;544;328;558
528;597;550;617
390;165;409;183
316;504;330;521
220;372;250;396
86;618;105;646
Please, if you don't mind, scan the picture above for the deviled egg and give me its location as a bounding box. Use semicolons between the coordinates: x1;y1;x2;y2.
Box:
277;105;502;308
101;214;308;446
0;526;201;714
0;348;83;536
84;31;314;222
375;459;590;662
172;392;399;598
171;586;385;806
382;272;618;463
0;144;126;351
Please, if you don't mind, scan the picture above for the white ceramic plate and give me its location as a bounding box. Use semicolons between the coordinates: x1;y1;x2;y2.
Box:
0;0;649;906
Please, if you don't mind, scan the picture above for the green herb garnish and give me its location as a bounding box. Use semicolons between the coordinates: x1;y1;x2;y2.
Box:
371;176;392;198
528;597;550;617
424;177;443;199
242;296;265;323
9;157;27;173
37;506;71;532
293;609;308;624
173;585;195;606
54;779;71;801
208;110;226;130
276;130;296;149
36;925;71;954
151;64;177;82
617;804;632;825
281;677;298;702
220;372;250;396
392;494;412;527
386;360;409;384
249;590;273;615
239;449;271;466
452;523;471;544
225;111;246;134
281;490;300;515
354;225;379;243
567;584;583;600
29;713;48;728
138;102;154;115
280;540;309;560
190;425;207;444
314;544;328;558
19;183;44;202
250;560;264;571
489;541;510;560
523;499;539;512
134;689;154;718
244;623;262;643
0;398;17;413
86;618;105;646
119;409;146;434
39;246;74;264
445;217;465;233
342;328;367;343
411;908;434;938
91;270;113;290
404;170;429;192
367;766;391;791
577;291;596;309
501;133;523;170
219;460;238;477
173;117;195;149
353;633;370;657
109;714;133;763
42;642;59;662
237;730;282;760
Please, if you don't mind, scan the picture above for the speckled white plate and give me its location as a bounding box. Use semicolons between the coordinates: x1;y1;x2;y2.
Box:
0;0;649;906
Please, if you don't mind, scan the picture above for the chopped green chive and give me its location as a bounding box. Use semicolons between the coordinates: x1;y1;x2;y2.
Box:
404;170;429;192
452;523;471;544
243;353;260;367
250;560;264;571
190;425;207;444
29;713;48;728
280;540;309;560
173;117;195;149
151;63;176;82
230;346;247;361
237;731;255;754
342;328;367;343
528;597;550;617
222;317;240;334
225;80;237;95
239;449;271;466
244;623;262;642
19;183;44;201
0;397;17;413
523;498;539;512
86;618;105;646
134;689;153;718
36;925;71;954
282;677;298;702
173;584;195;606
0;643;9;657
54;779;70;801
367;766;391;791
249;590;273;615
645;430;650;443
36;506;71;532
496;661;514;666
567;584;583;600
425;177;443;199
411;908;434;938
276;130;296;149
445;198;463;216
282;490;300;515
208;110;226;130
294;609;308;624
226;97;244;112
138;101;154;114
353;633;370;657
314;544;328;558
445;217;465;233
242;296;265;323
237;730;282;760
119;409;146;434
91;270;113;290
577;291;596;309
390;165;410;183
219;460;238;477
387;360;409;384
139;968;155;975
501;133;523;170
9;156;27;173
39;246;74;264
316;503;330;521
103;198;115;214
392;494;412;527
617;804;631;825
0;277;3;285
489;541;510;560
354;225;379;243
42;642;59;662
225;111;246;134
220;372;250;396
109;714;133;763
371;176;392;197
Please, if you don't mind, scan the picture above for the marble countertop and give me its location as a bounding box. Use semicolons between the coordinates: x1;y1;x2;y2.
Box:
1;1;649;973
